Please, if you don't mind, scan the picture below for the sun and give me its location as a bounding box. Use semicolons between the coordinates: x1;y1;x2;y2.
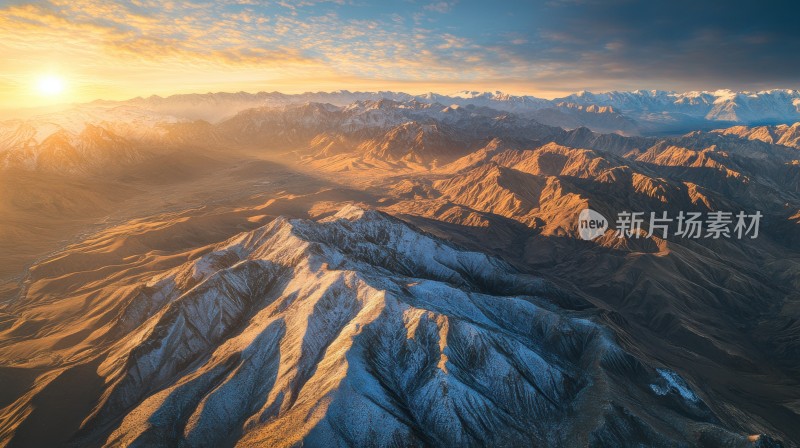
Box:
36;75;65;96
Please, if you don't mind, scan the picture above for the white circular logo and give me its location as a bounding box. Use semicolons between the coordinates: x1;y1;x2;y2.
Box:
578;209;608;240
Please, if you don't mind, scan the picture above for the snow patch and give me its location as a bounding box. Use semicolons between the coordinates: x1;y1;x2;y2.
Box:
650;368;699;403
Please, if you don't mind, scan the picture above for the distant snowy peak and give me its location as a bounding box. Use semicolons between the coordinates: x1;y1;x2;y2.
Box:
559;89;800;122
122;88;800;130
421;90;551;112
4;89;800;154
223;98;542;135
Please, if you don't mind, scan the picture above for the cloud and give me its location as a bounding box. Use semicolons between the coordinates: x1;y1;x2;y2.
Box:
423;1;456;13
0;2;294;64
0;0;797;109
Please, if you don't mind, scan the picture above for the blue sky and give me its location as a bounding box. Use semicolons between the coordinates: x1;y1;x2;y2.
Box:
0;0;797;107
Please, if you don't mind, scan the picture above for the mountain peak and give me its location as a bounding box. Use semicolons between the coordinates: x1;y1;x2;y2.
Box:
327;203;373;221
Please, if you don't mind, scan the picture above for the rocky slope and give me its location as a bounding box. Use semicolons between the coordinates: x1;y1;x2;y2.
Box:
712;123;800;149
0;206;778;447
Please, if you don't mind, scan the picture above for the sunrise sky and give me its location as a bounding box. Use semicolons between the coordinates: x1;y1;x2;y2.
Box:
1;0;797;110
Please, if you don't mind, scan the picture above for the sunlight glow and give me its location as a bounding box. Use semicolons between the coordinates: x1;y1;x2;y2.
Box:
36;75;65;96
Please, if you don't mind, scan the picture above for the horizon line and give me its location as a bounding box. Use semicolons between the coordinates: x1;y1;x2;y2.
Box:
4;86;800;116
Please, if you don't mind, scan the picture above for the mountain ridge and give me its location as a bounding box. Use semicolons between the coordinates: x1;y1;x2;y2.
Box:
6;88;800;138
0;205;777;447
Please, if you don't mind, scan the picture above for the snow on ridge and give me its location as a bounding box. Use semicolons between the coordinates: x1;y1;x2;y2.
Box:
57;204;740;446
650;368;700;403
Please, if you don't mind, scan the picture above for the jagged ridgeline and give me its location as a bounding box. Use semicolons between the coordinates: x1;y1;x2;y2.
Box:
0;207;772;447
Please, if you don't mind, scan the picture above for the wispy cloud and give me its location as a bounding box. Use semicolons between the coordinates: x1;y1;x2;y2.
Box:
0;0;528;93
0;0;796;109
423;1;456;13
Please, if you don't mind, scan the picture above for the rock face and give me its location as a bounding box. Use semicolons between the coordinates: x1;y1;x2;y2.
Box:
712;122;800;149
0;206;763;447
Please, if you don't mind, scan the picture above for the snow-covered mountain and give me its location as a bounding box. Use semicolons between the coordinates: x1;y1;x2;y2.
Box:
120;88;800;130
419;90;551;112
560;89;800;130
0;205;772;447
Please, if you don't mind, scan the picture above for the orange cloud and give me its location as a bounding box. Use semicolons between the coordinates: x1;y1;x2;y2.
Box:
0;0;560;110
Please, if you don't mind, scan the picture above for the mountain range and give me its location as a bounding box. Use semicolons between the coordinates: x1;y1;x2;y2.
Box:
5;88;800;139
0;90;798;447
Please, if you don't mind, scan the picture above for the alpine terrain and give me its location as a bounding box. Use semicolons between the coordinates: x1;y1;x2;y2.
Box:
0;90;798;447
